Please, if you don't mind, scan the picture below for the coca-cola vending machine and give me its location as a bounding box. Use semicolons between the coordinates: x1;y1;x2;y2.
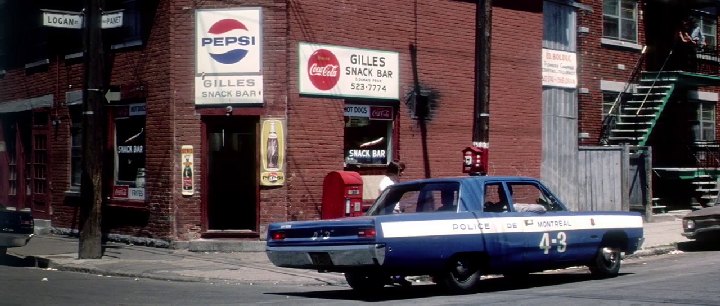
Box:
321;171;364;219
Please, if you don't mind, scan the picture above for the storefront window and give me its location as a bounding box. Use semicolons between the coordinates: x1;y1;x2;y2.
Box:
344;104;393;165
70;107;82;188
112;103;146;201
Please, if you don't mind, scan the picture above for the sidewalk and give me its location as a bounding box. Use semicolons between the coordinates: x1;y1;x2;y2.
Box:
6;214;690;287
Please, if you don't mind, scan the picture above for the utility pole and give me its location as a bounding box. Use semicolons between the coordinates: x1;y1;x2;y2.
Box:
79;0;106;259
473;0;491;149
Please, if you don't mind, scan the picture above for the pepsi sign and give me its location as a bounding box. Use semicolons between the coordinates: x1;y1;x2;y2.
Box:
196;8;262;74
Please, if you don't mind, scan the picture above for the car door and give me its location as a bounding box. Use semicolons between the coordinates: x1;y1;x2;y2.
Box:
477;181;528;271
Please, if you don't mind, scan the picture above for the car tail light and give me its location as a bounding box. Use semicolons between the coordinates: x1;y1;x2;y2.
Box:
20;219;33;226
271;232;286;240
357;228;376;239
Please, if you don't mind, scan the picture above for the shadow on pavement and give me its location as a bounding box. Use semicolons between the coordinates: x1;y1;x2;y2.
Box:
0;253;45;268
677;238;720;252
270;273;630;301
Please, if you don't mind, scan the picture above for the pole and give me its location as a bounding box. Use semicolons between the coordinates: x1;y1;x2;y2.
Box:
78;0;106;259
473;0;491;149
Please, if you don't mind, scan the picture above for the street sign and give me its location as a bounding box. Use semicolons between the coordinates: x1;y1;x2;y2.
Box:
42;10;83;29
105;87;121;102
41;9;124;29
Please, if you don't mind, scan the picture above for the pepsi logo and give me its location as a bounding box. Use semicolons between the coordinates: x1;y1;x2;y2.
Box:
307;49;340;91
201;19;257;65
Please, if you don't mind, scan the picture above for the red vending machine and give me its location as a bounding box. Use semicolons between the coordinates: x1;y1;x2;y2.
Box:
321;171;364;219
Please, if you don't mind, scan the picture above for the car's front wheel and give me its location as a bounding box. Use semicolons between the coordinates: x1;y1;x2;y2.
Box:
588;246;621;277
438;255;482;294
344;271;387;292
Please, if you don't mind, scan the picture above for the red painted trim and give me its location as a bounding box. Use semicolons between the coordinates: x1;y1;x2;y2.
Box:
200;119;209;232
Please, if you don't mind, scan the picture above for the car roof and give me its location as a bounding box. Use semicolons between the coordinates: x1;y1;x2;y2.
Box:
391;175;540;187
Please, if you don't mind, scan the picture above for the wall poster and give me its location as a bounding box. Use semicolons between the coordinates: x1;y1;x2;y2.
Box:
260;118;286;186
181;145;194;195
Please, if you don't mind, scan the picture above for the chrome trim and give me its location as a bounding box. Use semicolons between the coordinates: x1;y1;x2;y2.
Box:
266;244;385;269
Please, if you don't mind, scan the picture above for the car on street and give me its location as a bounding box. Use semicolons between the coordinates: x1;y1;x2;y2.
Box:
682;206;720;240
0;204;34;255
266;176;645;294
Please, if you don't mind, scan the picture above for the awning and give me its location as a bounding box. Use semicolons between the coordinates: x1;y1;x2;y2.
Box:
0;94;53;113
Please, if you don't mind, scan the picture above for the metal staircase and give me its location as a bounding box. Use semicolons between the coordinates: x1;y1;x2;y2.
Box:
604;73;676;146
691;173;719;207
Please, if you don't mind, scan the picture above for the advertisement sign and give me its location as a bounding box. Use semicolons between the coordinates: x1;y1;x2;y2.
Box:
260;118;286;186
343;105;393;120
195;8;262;74
298;42;399;100
180;145;194;195
195;8;263;105
194;75;263;105
542;48;577;88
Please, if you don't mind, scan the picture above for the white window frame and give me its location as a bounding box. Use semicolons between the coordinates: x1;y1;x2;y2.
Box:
602;0;638;43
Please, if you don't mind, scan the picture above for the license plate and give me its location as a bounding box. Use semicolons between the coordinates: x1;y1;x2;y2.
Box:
309;252;333;266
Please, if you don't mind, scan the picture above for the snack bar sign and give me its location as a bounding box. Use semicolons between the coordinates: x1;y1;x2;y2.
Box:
299;42;399;100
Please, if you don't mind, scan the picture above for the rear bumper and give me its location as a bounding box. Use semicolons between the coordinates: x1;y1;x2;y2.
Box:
266;244;386;270
0;232;34;248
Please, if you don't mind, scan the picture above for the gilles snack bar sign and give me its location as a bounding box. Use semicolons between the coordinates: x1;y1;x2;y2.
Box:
195;8;263;105
298;42;399;100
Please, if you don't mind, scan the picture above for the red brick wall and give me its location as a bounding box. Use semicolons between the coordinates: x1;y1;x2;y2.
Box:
0;0;546;241
284;0;543;222
577;0;647;146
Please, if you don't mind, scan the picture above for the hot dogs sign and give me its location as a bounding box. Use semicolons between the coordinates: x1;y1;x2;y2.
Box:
298;42;399;100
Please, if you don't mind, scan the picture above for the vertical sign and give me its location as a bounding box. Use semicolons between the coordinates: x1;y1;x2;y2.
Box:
181;145;194;195
260;118;286;186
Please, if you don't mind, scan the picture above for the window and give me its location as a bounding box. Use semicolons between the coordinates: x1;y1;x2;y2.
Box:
506;182;566;212
367;182;460;216
695;11;717;48
691;101;715;142
70;107;82;188
344;104;394;166
111;103;146;201
603;0;638;43
602;92;620;120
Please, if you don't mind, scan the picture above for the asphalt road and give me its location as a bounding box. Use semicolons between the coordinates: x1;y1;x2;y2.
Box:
1;241;719;305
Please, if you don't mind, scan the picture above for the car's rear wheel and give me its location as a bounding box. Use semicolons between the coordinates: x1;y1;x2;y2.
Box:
588;246;621;277
438;255;481;294
344;271;387;292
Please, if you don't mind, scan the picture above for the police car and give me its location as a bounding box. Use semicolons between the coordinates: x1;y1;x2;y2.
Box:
266;176;644;293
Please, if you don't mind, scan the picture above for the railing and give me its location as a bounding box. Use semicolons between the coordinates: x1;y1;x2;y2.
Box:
690;141;720;168
599;47;648;145
696;46;720;76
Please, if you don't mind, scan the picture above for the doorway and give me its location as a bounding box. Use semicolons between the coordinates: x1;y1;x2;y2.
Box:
203;117;258;232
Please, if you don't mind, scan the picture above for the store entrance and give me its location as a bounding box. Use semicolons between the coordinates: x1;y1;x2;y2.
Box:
204;117;258;232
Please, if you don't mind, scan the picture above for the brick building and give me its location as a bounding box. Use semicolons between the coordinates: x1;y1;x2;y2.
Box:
11;0;715;246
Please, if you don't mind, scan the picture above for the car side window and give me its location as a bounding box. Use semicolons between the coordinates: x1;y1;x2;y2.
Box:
367;182;460;215
506;182;565;212
483;183;510;213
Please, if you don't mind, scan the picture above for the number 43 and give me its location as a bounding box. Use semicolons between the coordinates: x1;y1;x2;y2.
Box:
539;232;567;254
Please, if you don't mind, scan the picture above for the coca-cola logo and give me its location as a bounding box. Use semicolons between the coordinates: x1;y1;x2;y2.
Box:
307;49;340;91
370;106;393;120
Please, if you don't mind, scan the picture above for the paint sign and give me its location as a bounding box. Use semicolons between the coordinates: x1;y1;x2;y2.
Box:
181;145;194;195
260;119;286;186
298;42;399;99
542;48;577;88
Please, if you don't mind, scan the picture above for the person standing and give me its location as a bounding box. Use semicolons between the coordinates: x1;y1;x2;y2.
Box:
378;161;406;193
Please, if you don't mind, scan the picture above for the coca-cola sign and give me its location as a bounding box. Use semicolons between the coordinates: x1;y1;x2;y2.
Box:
299;42;399;100
370;106;393;120
307;49;340;91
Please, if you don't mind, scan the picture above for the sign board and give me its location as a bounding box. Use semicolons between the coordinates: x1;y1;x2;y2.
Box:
194;75;263;105
343;105;393;120
542;48;577;88
260;118;286;186
180;145;194;195
195;8;263;74
298;42;399;100
42;9;124;29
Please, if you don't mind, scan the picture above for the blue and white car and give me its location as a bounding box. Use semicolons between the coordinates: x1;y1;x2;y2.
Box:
266;176;644;293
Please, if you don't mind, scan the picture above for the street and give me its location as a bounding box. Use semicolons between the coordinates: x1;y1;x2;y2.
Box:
0;242;719;305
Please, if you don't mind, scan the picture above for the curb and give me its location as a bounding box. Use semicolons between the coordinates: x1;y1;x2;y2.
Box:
24;243;680;286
